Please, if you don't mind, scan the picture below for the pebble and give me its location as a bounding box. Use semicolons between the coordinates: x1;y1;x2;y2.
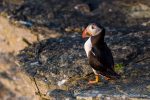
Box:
74;3;91;14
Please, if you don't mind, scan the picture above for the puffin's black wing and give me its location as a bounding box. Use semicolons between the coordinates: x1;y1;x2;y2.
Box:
88;50;104;71
88;45;120;79
98;44;114;69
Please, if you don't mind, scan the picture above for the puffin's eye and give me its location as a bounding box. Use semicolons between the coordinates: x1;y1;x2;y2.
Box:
91;25;95;29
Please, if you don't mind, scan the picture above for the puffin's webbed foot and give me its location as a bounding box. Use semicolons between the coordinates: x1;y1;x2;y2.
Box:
88;75;99;84
105;76;111;81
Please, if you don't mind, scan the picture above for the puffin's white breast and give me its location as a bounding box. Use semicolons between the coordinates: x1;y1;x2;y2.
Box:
84;37;92;57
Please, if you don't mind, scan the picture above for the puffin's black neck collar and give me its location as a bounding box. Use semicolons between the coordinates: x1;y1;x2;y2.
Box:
91;28;105;46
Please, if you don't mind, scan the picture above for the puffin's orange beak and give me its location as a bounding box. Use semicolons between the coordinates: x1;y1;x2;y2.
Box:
82;29;91;38
82;29;87;38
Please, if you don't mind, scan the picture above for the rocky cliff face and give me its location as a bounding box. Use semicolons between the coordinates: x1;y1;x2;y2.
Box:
0;0;150;100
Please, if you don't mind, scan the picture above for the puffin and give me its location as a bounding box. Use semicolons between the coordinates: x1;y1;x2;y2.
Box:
82;23;120;84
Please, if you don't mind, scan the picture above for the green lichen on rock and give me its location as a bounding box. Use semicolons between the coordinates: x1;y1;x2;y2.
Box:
114;63;124;73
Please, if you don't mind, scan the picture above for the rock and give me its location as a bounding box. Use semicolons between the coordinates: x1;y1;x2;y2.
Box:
17;29;150;99
74;3;91;14
47;89;75;100
142;20;150;26
0;53;38;100
17;36;91;86
16;36;93;99
2;0;25;5
0;16;38;53
15;20;33;27
0;82;16;100
128;3;150;18
1;0;150;36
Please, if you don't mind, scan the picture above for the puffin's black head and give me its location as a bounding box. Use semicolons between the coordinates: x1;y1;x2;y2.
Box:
82;23;105;38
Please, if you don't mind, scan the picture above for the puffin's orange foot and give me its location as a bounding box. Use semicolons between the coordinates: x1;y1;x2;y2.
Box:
88;80;99;84
88;75;99;84
105;76;111;81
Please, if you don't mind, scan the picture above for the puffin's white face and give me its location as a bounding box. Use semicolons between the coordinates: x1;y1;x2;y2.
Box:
82;23;102;38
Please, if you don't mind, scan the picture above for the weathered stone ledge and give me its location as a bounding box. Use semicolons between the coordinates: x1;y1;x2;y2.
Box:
17;30;150;99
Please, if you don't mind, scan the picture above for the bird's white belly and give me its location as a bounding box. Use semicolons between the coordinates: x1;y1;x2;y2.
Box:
84;37;99;75
84;37;92;57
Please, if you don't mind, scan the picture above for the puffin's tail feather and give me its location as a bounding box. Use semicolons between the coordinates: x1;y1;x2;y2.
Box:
102;69;121;79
